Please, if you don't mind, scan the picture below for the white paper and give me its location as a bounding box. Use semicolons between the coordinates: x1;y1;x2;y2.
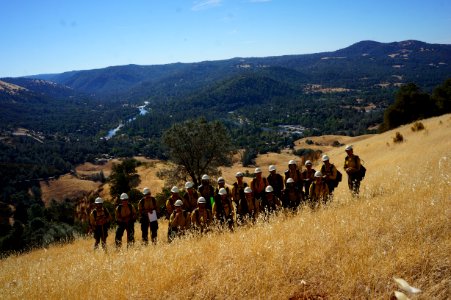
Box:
148;210;158;222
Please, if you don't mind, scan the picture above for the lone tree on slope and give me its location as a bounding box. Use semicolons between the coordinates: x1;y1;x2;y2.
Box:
162;118;234;187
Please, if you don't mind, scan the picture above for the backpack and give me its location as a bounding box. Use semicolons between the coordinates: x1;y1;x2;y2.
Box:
335;170;342;188
117;203;135;222
353;156;366;181
357;165;366;181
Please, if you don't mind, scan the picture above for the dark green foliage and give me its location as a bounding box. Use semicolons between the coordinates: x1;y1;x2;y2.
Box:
109;158;141;201
242;148;258;167
0;192;76;255
162;118;233;187
332;140;344;147
381;83;436;130
293;148;323;162
431;78;451;113
380;78;450;131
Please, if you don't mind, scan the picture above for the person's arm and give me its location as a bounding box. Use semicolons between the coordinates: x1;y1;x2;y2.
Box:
166;199;173;215
138;200;143;215
329;166;337;180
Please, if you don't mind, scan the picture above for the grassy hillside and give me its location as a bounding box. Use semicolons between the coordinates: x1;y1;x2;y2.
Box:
1;114;450;299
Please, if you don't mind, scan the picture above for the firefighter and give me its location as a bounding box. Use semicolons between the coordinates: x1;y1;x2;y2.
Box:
250;168;268;202
215;177;231;197
302;160;316;198
309;171;330;208
267;165;284;198
191;197;213;234
138;187;159;245
261;185;282;217
344;145;363;196
198;174;215;209
281;177;303;210
231;172;247;208
182;181;199;212
320;155;338;196
213;188;235;230
166;186;183;218
168;199;191;242
89;197;112;251
115;193;136;248
238;187;259;224
285;160;303;190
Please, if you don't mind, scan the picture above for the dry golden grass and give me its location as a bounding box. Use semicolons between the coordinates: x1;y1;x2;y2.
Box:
40;174;101;204
1;115;450;299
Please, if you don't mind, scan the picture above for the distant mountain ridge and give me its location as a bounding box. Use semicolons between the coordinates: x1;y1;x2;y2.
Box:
17;40;450;100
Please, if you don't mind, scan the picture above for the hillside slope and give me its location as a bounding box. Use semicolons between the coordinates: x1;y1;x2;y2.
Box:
1;114;450;299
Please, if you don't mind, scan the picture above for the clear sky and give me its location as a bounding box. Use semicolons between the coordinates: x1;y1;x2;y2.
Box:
1;0;450;77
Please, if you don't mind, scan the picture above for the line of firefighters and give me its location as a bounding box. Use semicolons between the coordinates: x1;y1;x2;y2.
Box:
89;145;364;250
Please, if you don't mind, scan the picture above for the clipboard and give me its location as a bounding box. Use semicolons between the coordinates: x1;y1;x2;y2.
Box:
148;210;158;222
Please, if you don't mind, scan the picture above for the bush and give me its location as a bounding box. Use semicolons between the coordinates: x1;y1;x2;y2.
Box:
305;139;314;145
332;140;344;147
393;132;404;143
411;121;425;132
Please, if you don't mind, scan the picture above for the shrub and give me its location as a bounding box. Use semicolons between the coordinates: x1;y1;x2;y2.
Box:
305;139;314;145
411;121;425;132
393;132;404;143
332;140;344;147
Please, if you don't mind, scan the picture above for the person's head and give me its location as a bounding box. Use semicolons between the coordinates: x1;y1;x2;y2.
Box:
143;187;151;197
305;160;313;170
288;160;297;170
235;172;244;183
185;181;194;193
201;174;210;185
217;177;225;188
197;197;206;210
120;193;129;204
345;145;354;156
314;171;323;182
254;168;262;179
265;185;274;200
286;178;295;188
322;155;330;165
244;187;253;199
94;197;104;208
268;165;276;175
218;187;227;200
174;199;183;212
171;186;179;198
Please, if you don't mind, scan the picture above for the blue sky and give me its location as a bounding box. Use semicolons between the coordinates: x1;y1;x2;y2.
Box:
1;0;450;77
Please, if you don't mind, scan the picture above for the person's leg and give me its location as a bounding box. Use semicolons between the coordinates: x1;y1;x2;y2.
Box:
115;223;125;248
150;221;158;244
141;218;149;244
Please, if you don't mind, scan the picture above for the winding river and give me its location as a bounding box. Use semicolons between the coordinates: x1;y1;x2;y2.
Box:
104;101;149;140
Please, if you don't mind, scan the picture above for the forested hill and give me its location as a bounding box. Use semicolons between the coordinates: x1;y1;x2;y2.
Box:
29;40;451;99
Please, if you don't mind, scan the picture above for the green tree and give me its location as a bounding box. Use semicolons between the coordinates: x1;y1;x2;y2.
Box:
162;118;233;187
431;78;451;114
380;83;435;131
109;158;140;202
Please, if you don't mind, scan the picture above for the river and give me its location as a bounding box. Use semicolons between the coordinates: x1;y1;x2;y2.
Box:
104;101;149;140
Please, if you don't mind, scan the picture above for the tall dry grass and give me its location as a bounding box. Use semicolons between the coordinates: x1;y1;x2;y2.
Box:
1;115;450;299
